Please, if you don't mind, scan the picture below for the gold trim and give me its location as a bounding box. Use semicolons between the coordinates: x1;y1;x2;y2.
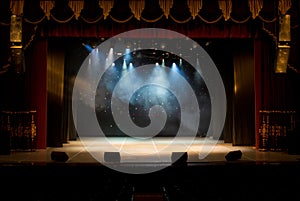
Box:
23;25;38;50
230;16;251;24
10;45;22;49
140;14;164;23
262;23;277;44
169;14;192;24
278;44;290;48
50;13;75;23
258;15;277;23
288;64;300;74
197;14;223;24
109;14;134;23
291;24;299;29
24;15;46;24
80;14;104;24
0;21;10;26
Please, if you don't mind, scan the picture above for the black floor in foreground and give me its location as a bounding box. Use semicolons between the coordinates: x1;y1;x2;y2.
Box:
0;162;300;201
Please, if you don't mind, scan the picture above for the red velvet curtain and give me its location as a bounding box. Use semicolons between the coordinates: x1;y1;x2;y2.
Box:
24;38;48;149
1;0;299;149
39;18;257;39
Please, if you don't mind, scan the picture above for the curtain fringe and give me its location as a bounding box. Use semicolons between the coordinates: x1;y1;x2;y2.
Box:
159;0;173;18
40;1;54;20
248;0;263;19
129;0;145;20
279;0;291;15
69;1;84;20
10;0;24;16
99;0;114;19
187;0;202;20
218;0;232;21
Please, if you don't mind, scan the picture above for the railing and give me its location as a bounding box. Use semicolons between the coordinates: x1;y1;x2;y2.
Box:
258;110;296;151
0;110;37;152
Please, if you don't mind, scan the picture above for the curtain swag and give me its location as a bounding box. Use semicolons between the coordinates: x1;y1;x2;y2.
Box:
5;0;292;25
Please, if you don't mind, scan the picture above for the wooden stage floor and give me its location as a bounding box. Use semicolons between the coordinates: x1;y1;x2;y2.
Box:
1;137;300;201
1;137;300;165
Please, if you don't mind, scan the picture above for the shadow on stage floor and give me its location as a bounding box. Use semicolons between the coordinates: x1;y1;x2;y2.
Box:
0;137;300;201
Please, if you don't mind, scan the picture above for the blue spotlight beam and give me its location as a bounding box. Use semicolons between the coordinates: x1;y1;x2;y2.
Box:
82;43;94;53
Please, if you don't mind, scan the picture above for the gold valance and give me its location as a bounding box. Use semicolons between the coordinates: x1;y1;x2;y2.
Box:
278;0;291;15
129;0;145;20
69;1;84;20
10;0;24;16
187;0;202;20
99;0;113;19
159;0;173;19
40;1;54;20
218;0;232;21
5;0;295;24
248;0;263;19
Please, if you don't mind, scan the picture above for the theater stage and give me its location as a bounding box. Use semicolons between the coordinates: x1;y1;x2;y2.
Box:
0;137;299;165
0;137;300;201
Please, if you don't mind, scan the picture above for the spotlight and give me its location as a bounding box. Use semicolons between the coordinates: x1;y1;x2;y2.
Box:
205;41;212;46
171;62;179;71
122;59;127;70
82;43;93;53
129;62;134;70
124;48;131;61
161;59;165;67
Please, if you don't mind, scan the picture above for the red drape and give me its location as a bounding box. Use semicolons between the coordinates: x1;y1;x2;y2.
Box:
40;19;258;39
24;38;48;149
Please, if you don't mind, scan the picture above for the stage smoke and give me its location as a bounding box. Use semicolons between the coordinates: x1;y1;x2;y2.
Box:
225;150;242;161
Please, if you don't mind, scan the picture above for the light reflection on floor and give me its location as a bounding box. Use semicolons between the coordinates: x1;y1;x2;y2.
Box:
1;137;299;165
